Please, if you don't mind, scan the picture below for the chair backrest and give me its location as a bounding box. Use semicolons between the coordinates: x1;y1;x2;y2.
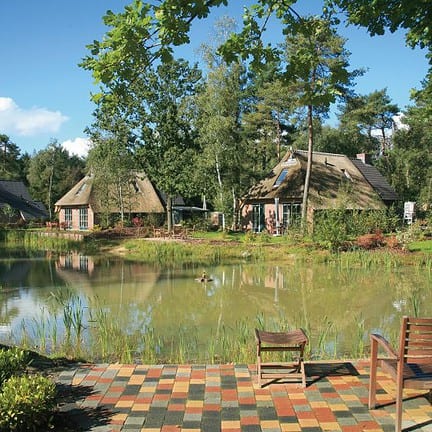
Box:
398;316;432;364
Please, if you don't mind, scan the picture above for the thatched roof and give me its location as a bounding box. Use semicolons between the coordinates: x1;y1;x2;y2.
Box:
244;150;397;210
55;172;176;214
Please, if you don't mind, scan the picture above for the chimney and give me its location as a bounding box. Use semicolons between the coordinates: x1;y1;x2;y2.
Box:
356;153;372;165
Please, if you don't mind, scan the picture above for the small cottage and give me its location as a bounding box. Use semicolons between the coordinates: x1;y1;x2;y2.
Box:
241;150;398;233
55;172;184;230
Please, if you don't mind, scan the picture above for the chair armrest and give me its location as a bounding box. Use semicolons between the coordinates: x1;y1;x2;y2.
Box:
370;333;398;359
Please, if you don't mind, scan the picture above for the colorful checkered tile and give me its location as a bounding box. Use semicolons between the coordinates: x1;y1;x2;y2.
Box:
56;360;432;431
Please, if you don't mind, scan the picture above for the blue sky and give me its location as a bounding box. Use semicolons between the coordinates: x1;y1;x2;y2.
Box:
0;1;430;157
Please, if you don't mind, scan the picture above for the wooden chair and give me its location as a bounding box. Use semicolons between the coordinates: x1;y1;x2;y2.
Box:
369;316;432;432
255;328;308;388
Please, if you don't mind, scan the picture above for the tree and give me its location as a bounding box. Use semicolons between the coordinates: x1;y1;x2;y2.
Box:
82;2;359;229
0;135;25;181
243;73;296;167
338;89;399;155
27;141;85;219
135;59;203;231
1;204;16;224
80;0;217;103
81;1;432;99
330;0;432;54
282;16;358;226
375;73;432;209
191;18;252;230
86;107;138;227
310;125;366;157
195;54;246;229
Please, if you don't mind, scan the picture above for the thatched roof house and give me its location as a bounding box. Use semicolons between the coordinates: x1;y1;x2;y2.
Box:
241;150;398;233
55;172;184;230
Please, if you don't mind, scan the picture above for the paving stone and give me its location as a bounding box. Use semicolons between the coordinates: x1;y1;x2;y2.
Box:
54;361;432;431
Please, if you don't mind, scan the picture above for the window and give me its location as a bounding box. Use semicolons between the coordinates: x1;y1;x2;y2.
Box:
273;168;288;188
79;208;88;230
282;203;301;228
64;208;72;229
75;183;87;195
252;204;265;233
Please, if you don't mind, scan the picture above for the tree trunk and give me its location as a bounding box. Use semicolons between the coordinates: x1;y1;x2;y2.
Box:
118;182;125;224
167;195;173;232
215;155;225;231
275;113;281;161
48;166;54;220
301;104;314;231
232;187;237;230
380;126;386;155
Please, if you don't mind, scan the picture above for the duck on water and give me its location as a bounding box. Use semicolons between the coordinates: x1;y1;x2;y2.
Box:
195;271;213;282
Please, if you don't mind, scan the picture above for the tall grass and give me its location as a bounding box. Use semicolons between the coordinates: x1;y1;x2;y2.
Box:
2;230;83;253
123;240;260;265
13;292;361;364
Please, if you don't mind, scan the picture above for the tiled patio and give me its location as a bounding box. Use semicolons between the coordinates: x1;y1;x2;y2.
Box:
55;361;432;431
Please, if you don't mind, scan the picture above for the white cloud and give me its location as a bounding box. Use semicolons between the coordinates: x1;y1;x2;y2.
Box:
62;137;91;158
0;96;68;136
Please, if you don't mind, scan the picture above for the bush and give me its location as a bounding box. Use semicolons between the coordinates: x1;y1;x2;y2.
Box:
397;220;428;248
384;235;400;249
0;374;56;431
355;231;385;250
314;207;400;251
0;347;29;387
313;208;348;252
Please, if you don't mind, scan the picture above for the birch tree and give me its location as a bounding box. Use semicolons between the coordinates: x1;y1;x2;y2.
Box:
282;17;359;226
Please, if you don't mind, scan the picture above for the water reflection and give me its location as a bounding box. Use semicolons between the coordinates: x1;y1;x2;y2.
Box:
0;252;431;358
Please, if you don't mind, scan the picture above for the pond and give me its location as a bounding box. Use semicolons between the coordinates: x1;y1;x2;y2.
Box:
0;251;431;362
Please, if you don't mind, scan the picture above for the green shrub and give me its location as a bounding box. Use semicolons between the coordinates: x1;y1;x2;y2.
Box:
314;207;400;251
0;347;29;386
313;208;349;252
0;374;56;431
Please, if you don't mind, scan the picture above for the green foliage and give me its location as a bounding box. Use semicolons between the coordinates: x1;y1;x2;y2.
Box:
331;0;432;52
27;140;85;219
1;204;17;224
398;220;430;248
376;75;432;208
0;374;56;431
313;125;370;157
194;46;246;226
2;230;83;253
0;347;29;387
0;134;26;181
0;347;54;431
313;208;399;251
338;89;398;154
313;208;349;252
408;239;432;253
242;73;295;167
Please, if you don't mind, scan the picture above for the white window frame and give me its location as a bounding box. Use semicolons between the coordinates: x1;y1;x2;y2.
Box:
79;208;88;230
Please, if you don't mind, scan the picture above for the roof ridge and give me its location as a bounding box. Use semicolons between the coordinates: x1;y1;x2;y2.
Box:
295;149;348;158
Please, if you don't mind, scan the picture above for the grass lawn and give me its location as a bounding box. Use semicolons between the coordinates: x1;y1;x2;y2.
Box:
408;239;432;253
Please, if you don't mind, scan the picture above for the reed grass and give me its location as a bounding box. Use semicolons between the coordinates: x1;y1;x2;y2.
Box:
122;239;264;266
352;314;366;358
2;227;431;271
10;293;359;364
3;230;83;253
